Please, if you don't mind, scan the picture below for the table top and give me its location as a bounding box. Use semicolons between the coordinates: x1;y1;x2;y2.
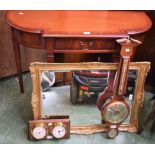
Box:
5;11;152;38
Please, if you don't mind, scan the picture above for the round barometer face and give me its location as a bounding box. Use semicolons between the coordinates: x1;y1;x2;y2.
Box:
32;126;46;140
52;125;66;139
102;101;129;124
107;128;118;139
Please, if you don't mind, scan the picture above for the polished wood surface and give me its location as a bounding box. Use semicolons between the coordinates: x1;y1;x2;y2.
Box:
4;11;152;93
5;11;152;37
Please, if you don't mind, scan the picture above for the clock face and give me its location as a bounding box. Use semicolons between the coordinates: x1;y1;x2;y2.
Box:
102;101;129;124
107;128;118;139
32;126;46;140
52;125;66;139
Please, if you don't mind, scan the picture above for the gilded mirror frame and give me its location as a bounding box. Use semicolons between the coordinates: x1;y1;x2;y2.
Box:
29;62;150;134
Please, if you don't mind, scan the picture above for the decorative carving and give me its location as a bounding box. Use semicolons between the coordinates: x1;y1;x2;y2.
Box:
142;63;151;77
29;64;41;120
70;124;137;134
119;124;137;133
136;92;144;106
71;124;107;135
30;65;38;79
31;93;39;117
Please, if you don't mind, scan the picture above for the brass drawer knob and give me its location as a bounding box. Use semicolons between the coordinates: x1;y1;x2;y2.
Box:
89;41;95;47
79;41;84;47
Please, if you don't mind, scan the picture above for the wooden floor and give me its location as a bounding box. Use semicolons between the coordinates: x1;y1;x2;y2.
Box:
0;73;155;144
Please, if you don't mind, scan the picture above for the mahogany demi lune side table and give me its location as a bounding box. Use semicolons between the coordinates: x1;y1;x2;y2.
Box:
5;11;152;93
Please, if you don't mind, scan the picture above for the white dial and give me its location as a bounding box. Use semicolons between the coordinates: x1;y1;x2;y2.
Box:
52;125;66;139
32;126;46;140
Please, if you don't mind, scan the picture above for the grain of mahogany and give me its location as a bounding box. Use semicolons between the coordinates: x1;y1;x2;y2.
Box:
5;11;152;93
6;11;151;36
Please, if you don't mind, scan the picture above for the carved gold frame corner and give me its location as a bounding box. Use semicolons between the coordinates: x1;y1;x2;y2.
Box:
29;62;150;134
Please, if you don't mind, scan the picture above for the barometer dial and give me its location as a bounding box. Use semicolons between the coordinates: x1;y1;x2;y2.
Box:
52;125;66;139
106;128;118;139
102;100;129;124
32;126;46;140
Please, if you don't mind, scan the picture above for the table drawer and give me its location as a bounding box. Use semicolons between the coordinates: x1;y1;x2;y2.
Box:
55;38;117;50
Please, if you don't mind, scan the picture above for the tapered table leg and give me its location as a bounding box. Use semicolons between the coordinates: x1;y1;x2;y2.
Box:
11;29;24;93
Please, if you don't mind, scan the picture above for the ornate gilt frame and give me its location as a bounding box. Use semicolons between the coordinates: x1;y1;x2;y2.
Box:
29;62;150;134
